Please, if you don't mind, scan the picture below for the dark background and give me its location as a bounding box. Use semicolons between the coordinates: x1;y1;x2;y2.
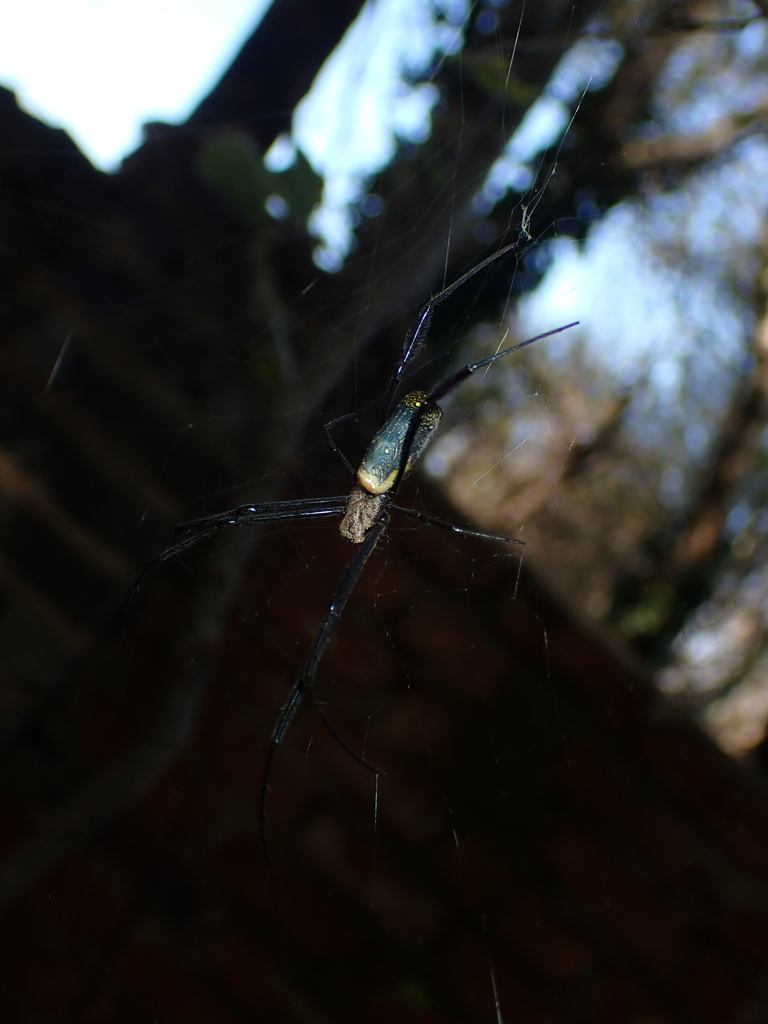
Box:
2;1;768;1021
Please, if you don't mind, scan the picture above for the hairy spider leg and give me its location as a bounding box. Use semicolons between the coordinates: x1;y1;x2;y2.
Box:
259;512;389;864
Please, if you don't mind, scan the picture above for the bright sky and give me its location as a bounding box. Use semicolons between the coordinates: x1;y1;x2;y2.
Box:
0;0;272;170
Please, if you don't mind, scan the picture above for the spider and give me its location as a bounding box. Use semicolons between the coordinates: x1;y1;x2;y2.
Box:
130;242;577;862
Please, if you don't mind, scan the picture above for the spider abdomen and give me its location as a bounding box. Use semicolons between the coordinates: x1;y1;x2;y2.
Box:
357;391;442;495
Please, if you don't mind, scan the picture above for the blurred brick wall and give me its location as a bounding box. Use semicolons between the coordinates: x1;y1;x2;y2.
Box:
3;517;768;1023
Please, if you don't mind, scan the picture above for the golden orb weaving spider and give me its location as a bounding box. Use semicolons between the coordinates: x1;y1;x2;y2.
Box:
130;242;577;862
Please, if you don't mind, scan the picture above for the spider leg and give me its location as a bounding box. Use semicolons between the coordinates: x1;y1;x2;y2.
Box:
390;503;525;546
175;496;348;537
382;241;521;421
427;321;579;405
259;511;388;864
323;415;357;477
124;496;348;639
385;322;579;504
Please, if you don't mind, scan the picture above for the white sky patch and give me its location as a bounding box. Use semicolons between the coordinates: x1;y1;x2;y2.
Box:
0;0;271;170
295;0;461;180
293;0;468;268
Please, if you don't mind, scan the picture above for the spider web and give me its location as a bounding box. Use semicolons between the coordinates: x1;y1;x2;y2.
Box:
5;1;768;1022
